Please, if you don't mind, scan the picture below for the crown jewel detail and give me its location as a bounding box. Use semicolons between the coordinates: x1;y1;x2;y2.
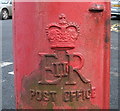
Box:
46;14;80;49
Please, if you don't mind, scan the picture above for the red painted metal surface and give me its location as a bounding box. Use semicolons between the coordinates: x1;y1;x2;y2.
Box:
13;2;110;109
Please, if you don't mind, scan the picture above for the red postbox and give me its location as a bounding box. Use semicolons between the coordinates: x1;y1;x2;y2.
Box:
13;1;110;109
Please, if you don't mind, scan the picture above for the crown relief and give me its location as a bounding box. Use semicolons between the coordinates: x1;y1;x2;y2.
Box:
46;14;80;49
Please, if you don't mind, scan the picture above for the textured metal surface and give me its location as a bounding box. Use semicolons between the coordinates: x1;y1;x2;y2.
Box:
13;2;110;109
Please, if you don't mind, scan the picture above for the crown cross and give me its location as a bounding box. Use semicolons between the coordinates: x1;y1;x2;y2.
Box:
59;13;67;24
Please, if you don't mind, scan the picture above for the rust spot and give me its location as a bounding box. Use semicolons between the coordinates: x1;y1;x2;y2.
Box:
104;18;111;43
19;51;100;109
104;36;110;43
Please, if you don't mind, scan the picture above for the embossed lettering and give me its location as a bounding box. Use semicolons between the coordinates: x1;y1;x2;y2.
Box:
42;91;50;102
30;89;36;100
39;51;90;85
86;89;91;99
30;90;57;102
49;91;57;102
53;62;68;77
70;91;76;102
38;54;62;85
76;90;82;101
63;91;70;102
63;89;94;102
91;87;96;98
65;54;77;85
36;90;42;101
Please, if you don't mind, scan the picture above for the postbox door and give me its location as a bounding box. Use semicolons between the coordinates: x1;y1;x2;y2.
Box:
14;1;110;109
